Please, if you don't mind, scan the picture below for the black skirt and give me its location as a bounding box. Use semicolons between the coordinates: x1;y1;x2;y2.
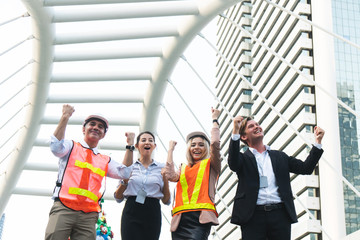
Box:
172;211;212;240
121;196;161;240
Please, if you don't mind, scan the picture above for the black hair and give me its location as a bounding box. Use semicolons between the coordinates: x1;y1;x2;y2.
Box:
136;131;156;145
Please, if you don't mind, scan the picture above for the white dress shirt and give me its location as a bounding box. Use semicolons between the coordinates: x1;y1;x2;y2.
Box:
115;159;170;205
248;145;281;205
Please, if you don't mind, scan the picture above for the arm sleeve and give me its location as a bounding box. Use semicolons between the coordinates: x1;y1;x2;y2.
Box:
209;127;221;174
288;146;324;174
107;160;132;179
165;161;180;182
228;138;243;172
50;135;72;158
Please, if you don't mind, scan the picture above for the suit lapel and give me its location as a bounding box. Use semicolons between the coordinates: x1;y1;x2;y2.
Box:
268;150;277;174
245;149;258;172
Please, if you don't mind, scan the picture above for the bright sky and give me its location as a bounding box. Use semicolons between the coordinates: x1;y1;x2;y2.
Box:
0;1;219;239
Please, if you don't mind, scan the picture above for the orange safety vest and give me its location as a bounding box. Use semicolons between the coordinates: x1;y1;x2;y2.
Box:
58;141;110;213
172;158;218;217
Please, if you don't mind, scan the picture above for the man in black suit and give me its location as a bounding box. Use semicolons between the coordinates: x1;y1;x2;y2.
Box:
228;116;324;240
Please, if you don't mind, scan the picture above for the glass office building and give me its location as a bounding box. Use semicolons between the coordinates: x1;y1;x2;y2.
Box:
332;0;360;235
0;214;5;240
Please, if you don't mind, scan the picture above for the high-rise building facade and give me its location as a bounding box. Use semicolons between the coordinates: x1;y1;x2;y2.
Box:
213;0;360;239
0;214;5;240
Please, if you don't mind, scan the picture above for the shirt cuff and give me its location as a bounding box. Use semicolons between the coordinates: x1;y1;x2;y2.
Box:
232;134;241;141
313;143;322;149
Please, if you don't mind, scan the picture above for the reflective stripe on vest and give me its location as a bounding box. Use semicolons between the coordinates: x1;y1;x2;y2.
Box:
75;160;106;177
58;142;109;213
68;187;99;202
172;158;217;216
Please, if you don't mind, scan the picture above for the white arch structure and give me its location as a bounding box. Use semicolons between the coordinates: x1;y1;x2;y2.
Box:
0;0;241;220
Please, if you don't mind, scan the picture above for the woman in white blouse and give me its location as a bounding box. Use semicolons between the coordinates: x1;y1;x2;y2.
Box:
114;131;170;240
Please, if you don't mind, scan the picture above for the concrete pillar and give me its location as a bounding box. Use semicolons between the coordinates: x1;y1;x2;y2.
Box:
312;0;346;239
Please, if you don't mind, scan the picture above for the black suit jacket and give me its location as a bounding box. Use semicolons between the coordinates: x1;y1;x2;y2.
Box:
228;139;324;226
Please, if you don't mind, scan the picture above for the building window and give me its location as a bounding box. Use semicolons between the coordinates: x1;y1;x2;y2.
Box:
243;90;252;95
244;38;251;43
302;49;311;56
244;50;251;56
299;14;311;20
302;67;313;75
302;68;310;74
301;32;308;38
244;25;252;31
307;187;316;197
243;103;252;109
299;0;310;2
242;13;251;19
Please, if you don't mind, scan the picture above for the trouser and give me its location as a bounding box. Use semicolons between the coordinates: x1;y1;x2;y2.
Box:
121;196;161;240
45;201;98;240
172;211;212;240
241;204;292;240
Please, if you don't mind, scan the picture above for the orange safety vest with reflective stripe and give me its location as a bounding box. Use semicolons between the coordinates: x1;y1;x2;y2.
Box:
172;158;218;217
58;141;109;213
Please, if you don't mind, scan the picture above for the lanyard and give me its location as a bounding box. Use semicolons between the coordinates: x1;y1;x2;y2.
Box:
137;163;149;190
256;151;268;176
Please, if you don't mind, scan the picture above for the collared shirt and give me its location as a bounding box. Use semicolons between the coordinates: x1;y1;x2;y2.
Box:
117;159;170;205
231;134;322;205
248;145;281;205
50;135;131;198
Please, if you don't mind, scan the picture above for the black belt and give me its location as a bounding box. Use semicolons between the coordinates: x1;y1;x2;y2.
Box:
256;203;284;211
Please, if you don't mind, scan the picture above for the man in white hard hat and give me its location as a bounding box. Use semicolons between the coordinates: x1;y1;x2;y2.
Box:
45;104;135;240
